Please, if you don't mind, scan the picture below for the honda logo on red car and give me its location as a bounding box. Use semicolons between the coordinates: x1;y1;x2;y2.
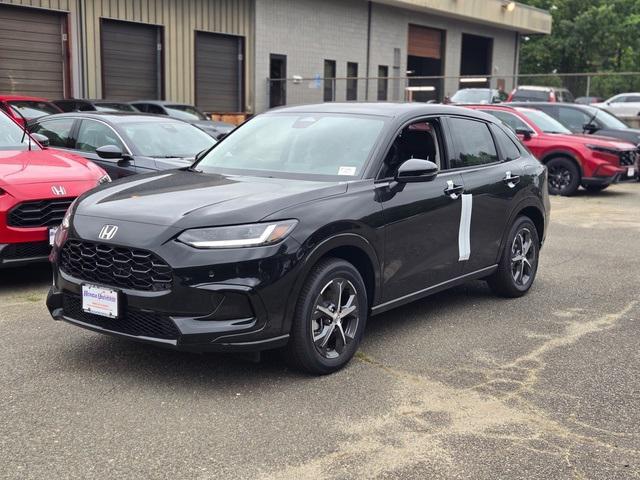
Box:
51;185;66;196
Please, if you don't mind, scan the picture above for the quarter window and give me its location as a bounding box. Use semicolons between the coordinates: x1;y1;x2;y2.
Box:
31;118;75;148
448;118;498;168
491;125;521;161
75;120;124;153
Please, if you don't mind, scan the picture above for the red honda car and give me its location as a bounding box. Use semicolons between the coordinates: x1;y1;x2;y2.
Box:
0;94;62;127
467;105;637;195
0;109;110;267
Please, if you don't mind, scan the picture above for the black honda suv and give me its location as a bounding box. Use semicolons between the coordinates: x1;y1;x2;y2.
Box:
47;103;549;375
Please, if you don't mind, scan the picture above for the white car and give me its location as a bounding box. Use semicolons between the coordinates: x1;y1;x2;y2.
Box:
593;93;640;117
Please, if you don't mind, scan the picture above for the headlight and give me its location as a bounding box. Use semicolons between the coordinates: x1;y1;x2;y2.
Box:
585;144;620;155
178;220;298;249
97;174;112;185
61;199;78;229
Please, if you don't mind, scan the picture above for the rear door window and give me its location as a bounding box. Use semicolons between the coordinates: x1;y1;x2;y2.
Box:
31;118;75;148
447;117;498;169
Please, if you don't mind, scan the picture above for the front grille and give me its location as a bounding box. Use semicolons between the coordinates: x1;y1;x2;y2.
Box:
62;294;180;340
619;149;637;166
59;240;173;292
1;242;51;260
8;198;75;228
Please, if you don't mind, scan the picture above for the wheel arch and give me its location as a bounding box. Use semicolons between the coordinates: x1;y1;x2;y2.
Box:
540;150;583;178
497;199;547;263
281;233;381;334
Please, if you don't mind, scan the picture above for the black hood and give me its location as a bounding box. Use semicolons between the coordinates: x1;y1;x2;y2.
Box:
74;170;347;228
591;128;640;146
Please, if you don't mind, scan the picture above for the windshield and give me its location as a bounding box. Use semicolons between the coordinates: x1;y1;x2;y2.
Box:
196;113;386;179
120;121;216;158
165;105;207;121
451;89;493;104
0;111;38;151
8;100;59;120
585;106;629;129
520;109;571;134
95;103;138;112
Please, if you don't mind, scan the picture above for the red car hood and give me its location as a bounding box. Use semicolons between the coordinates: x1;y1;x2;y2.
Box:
0;149;100;186
546;133;636;150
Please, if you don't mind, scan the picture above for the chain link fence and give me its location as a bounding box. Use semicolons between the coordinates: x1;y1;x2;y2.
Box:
266;72;640;109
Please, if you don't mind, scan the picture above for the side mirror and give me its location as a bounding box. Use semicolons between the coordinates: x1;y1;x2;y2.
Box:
31;133;50;147
583;123;598;133
96;144;123;159
515;128;533;140
395;159;439;183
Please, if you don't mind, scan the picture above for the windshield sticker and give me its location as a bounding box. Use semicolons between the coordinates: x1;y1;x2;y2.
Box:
338;166;357;176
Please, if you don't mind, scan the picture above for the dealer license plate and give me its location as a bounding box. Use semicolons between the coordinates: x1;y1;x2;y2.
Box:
628;167;635;177
82;284;119;318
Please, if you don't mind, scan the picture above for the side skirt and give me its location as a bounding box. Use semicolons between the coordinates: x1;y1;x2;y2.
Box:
370;265;498;316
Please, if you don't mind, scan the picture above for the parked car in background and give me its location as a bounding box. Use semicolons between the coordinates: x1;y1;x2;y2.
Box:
46;103;549;374
52;99;139;113
468;105;637;195
0;109;109;267
593;93;640;117
507;86;575;103
129;100;235;139
0;95;62;126
575;96;603;105
449;88;507;104
29;112;216;179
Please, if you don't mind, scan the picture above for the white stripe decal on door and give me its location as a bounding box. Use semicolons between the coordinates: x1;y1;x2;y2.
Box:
458;193;473;261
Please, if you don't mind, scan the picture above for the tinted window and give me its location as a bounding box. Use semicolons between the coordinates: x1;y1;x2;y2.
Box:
491;124;521;161
626;96;640;103
164;105;207;120
480;110;530;133
561;90;575;102
511;89;549;101
558;107;590;131
31;118;75;148
75;120;124;152
146;104;166;115
448;118;498;168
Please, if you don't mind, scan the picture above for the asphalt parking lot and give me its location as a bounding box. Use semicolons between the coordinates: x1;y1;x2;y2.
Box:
1;183;639;480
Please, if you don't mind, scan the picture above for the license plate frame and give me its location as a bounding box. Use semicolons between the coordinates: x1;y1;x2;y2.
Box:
628;167;635;177
81;284;119;319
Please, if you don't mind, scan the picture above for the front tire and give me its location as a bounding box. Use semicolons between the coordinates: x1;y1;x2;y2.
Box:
547;157;580;196
488;216;540;298
285;258;367;375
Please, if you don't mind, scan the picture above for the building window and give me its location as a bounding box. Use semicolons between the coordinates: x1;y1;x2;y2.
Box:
269;54;287;108
347;62;358;101
324;60;336;102
377;65;388;101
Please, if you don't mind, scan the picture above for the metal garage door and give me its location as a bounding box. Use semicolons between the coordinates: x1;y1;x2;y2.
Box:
101;19;162;101
195;32;243;112
0;5;66;98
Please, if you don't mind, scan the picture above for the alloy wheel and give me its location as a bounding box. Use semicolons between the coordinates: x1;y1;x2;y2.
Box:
511;227;536;287
548;164;572;191
310;278;359;359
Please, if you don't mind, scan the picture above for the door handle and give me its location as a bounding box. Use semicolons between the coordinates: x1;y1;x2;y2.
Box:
444;180;464;200
503;171;520;188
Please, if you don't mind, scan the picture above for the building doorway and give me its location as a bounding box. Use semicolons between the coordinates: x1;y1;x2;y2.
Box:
459;34;493;89
407;24;444;102
269;54;287;108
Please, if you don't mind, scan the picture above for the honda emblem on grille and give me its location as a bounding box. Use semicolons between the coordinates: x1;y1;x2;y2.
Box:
51;185;66;196
98;225;118;241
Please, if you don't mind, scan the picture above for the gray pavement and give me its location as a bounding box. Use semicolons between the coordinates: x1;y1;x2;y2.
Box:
1;183;639;479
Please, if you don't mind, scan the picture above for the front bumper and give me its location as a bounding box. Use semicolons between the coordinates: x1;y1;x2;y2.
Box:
0;241;51;268
47;234;303;352
581;173;621;187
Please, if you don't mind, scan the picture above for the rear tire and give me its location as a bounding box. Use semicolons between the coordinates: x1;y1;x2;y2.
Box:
285;258;367;375
488;216;540;298
546;157;580;196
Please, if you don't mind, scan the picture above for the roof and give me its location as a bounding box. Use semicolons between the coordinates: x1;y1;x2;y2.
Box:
268;102;489;118
130;100;192;106
36;112;190;124
0;95;54;102
372;0;552;34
